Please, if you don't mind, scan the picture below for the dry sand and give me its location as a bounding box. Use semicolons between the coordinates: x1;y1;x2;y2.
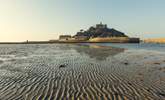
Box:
144;38;165;43
0;44;164;100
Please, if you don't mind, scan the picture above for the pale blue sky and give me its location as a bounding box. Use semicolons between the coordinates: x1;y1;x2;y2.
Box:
0;0;165;42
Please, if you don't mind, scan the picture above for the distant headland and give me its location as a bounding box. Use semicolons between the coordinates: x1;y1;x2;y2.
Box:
144;38;165;43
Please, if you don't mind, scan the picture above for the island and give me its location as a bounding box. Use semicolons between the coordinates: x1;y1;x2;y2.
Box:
58;22;140;43
0;23;140;44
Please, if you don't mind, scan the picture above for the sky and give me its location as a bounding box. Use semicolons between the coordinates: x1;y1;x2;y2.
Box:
0;0;165;42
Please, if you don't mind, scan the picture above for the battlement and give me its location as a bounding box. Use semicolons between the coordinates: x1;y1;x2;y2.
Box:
96;22;107;29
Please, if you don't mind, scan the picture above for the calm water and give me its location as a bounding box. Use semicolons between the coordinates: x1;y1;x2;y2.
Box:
83;43;165;52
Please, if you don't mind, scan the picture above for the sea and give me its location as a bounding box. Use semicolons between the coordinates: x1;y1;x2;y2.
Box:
83;43;165;53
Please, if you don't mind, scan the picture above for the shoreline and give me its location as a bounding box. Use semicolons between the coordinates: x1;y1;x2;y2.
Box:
0;41;140;44
0;37;140;44
0;41;165;44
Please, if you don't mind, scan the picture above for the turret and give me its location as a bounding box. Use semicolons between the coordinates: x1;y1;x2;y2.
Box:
96;22;107;29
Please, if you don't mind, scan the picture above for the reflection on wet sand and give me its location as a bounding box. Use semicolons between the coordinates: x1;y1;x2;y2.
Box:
73;44;125;60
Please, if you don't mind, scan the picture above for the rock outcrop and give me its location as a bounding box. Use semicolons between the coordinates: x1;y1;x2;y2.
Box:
74;22;128;38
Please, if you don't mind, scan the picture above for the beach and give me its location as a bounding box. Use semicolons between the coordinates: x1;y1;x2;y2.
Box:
0;44;165;100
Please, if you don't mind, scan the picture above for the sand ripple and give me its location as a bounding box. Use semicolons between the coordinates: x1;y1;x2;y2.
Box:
0;44;164;100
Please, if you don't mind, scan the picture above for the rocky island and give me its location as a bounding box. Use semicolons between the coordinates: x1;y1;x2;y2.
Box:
0;23;140;44
59;22;140;43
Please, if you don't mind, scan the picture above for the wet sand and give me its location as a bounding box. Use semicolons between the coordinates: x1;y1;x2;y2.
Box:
0;44;165;100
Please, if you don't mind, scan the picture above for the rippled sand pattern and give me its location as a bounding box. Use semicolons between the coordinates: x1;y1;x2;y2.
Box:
0;44;165;100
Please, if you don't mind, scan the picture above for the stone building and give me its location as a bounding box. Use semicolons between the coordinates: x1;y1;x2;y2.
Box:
96;22;107;29
59;35;71;41
74;36;89;41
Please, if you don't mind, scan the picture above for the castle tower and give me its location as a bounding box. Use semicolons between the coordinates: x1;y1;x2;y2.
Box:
96;22;107;29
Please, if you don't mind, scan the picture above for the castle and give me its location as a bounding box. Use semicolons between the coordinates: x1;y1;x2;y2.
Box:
96;22;107;29
59;23;140;43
